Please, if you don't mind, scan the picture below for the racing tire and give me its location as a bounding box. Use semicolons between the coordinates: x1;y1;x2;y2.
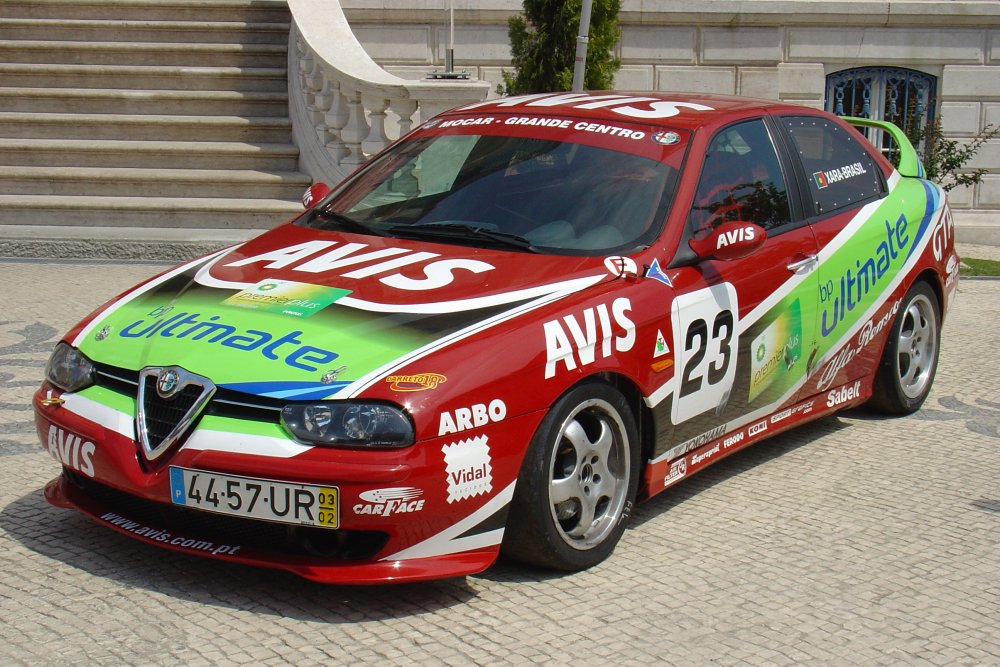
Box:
868;281;941;415
501;381;640;571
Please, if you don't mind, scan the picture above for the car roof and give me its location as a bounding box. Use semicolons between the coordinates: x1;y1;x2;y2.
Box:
446;91;821;131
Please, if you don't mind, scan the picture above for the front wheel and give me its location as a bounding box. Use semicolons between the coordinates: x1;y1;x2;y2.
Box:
868;281;941;414
502;381;640;571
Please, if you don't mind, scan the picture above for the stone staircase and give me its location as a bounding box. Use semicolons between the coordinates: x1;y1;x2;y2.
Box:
0;0;309;256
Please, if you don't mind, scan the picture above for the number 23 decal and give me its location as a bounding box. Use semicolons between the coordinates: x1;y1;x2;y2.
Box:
670;283;739;424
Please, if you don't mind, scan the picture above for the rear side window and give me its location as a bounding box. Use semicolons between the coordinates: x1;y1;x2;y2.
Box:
782;116;883;216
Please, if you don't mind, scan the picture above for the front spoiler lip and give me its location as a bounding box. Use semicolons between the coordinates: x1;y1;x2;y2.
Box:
44;474;498;585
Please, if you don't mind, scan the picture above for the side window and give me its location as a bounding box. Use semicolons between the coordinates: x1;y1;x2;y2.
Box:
782;116;884;216
688;119;792;236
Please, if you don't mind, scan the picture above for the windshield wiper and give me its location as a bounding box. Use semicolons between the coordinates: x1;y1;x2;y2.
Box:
388;222;538;252
310;208;386;236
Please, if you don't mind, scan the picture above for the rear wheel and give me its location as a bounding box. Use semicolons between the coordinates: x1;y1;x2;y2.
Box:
869;281;940;414
502;381;639;571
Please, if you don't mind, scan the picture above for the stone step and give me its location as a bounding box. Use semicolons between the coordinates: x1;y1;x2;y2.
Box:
0;18;290;44
0;63;287;91
0;0;302;244
0;194;303;229
0;112;292;142
0;40;287;68
0;87;289;116
0;166;310;199
0;224;268;261
1;0;291;23
0;138;299;170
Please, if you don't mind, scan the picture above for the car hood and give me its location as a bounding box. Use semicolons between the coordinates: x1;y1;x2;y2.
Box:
73;224;608;400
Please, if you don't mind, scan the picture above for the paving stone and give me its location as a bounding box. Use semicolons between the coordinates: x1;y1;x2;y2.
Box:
1;259;998;664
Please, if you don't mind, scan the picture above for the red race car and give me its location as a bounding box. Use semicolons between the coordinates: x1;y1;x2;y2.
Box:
36;92;958;583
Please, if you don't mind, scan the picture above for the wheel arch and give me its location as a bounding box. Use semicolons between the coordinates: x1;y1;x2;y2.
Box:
869;268;944;366
593;371;656;484
914;268;946;323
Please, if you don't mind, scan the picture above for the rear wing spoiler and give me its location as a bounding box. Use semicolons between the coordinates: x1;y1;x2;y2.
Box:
841;116;925;179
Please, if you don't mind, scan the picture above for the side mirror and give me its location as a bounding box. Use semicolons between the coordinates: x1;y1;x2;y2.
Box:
302;182;331;209
689;221;767;261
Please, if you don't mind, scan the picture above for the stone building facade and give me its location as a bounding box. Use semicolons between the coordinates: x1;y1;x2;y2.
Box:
341;0;1000;239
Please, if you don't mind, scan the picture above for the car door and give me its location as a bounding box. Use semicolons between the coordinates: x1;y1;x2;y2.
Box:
776;115;894;397
666;117;820;447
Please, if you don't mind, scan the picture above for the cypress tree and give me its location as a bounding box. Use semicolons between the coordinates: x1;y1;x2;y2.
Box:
500;0;622;95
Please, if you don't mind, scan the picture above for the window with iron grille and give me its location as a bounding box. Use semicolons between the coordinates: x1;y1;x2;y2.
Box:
825;67;937;163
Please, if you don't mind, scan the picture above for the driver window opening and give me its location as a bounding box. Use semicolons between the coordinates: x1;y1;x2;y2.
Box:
687;119;792;239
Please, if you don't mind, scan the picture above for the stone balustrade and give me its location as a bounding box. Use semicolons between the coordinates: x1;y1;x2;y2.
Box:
287;0;490;186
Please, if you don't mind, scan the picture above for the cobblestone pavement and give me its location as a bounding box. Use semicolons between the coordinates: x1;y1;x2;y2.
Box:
1;256;998;666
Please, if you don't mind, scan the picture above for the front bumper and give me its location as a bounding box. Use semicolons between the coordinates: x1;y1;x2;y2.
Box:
44;472;498;584
34;384;538;584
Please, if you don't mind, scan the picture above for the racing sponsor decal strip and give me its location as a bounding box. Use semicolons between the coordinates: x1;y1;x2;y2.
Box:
71;246;236;348
383;481;516;561
810;202;944;390
646;176;943;467
61;393;135;440
100;512;241;556
648;396;818;493
353;487;425;516
180;428;312;458
337;279;602;314
61;389;313;458
439;399;507;436
44;425;95;477
543;297;635;379
442;435;493;503
339;274;604;399
196;242;604;315
816;299;899;391
458;93;714;120
217;380;351;401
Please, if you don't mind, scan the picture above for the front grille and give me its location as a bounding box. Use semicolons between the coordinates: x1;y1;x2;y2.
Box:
94;362;282;424
136;367;215;461
65;471;388;561
140;377;204;451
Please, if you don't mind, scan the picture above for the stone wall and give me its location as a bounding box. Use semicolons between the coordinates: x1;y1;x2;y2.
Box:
341;0;1000;236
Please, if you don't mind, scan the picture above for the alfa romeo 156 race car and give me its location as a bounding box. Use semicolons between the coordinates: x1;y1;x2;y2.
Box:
35;92;958;584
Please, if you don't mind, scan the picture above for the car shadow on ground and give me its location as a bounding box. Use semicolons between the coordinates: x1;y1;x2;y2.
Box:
0;488;479;620
629;414;853;529
474;414;853;585
0;414;879;600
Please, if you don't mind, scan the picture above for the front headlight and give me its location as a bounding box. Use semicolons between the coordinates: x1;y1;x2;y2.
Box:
281;402;414;448
44;342;95;393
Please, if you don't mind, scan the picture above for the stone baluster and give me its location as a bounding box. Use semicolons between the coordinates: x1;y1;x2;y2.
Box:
303;60;326;128
312;70;334;145
286;0;489;185
361;95;391;155
392;98;418;138
340;87;370;167
324;78;350;165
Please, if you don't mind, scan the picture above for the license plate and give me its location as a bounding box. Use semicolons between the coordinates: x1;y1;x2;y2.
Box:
169;467;338;529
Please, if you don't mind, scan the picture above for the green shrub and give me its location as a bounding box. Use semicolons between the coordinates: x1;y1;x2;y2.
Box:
910;120;1000;192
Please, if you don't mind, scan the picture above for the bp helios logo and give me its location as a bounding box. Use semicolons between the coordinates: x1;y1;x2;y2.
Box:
223;279;350;318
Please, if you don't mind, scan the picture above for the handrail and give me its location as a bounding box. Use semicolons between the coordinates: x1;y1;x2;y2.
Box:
287;0;491;186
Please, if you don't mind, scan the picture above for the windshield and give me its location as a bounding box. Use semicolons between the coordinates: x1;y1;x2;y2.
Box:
299;118;687;255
